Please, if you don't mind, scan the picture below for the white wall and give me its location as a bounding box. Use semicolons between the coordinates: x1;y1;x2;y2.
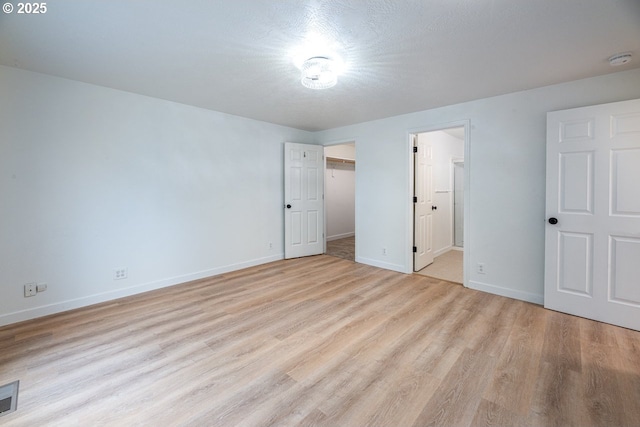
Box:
3;65;640;326
315;68;640;304
418;131;464;255
325;162;355;241
0;65;314;326
325;144;355;240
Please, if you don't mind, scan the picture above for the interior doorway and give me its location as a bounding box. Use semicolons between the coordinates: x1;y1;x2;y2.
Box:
284;142;325;259
412;127;465;283
324;142;356;261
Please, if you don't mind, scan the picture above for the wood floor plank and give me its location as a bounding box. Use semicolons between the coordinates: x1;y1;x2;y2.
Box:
540;310;582;373
411;348;497;427
483;302;547;415
1;255;639;426
471;398;530;427
579;337;626;427
458;296;519;357
612;327;640;427
529;361;587;426
315;286;454;424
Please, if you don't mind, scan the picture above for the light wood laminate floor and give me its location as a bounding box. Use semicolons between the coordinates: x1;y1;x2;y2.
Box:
325;236;355;261
1;255;639;426
415;249;463;284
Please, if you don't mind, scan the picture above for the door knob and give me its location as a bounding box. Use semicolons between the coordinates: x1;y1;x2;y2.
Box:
431;205;437;210
548;217;558;225
286;204;292;209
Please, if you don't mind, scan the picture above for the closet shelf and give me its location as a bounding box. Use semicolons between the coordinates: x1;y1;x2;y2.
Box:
326;157;355;165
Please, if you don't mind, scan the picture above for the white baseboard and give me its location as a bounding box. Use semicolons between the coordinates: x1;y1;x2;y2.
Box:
468;280;543;305
326;232;355;242
356;256;406;274
0;253;284;327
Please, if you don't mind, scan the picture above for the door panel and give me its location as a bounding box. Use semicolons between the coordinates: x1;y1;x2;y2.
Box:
545;98;640;331
609;236;640;306
307;210;319;243
611;149;640;215
291;167;302;200
559;118;594;142
307;168;319;200
284;142;324;259
559;151;594;213
612;112;640;135
414;135;434;271
291;212;302;245
557;231;593;296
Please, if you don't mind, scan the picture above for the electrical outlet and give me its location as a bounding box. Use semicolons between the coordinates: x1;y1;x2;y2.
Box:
114;268;128;280
382;247;387;256
268;242;273;250
24;283;37;297
477;263;486;274
36;283;48;293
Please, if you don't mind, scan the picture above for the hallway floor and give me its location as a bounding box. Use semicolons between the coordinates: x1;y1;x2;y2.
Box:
415;249;463;284
325;236;355;261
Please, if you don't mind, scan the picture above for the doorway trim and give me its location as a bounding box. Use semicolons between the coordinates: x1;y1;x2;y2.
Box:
451;158;465;251
323;138;357;260
407;120;470;286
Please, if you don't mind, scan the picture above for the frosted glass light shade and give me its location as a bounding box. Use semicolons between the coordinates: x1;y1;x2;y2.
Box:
301;57;337;89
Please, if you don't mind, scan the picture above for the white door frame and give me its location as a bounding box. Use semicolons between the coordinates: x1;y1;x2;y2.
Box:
407;120;470;285
451;158;465;250
322;139;357;259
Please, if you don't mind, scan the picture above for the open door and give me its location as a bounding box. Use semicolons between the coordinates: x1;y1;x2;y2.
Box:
414;134;434;271
545;99;640;331
284;142;324;259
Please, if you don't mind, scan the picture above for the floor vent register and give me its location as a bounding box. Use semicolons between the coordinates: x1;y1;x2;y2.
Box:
0;381;19;417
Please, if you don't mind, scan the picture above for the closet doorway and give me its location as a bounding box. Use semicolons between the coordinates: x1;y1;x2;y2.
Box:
324;143;355;261
413;127;465;283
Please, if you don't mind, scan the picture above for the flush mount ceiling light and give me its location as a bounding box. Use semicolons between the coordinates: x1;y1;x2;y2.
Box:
301;56;338;90
609;53;632;66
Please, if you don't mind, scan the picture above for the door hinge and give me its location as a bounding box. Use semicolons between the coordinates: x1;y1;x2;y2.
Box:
413;146;418;153
413;196;417;203
413;246;417;253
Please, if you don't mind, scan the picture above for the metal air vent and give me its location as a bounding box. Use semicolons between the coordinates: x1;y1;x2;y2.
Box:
0;381;19;417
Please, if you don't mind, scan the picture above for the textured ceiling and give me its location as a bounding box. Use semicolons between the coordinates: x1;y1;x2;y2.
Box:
1;0;639;131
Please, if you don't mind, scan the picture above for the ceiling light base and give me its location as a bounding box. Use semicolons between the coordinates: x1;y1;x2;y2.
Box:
301;57;337;90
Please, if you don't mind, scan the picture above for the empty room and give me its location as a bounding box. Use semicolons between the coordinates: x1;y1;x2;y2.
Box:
2;1;640;426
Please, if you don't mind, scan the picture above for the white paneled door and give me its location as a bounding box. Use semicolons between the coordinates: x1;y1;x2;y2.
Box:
414;135;435;271
284;142;324;259
545;99;640;331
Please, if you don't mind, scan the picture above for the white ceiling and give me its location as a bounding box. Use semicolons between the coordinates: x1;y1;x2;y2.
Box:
1;0;639;131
